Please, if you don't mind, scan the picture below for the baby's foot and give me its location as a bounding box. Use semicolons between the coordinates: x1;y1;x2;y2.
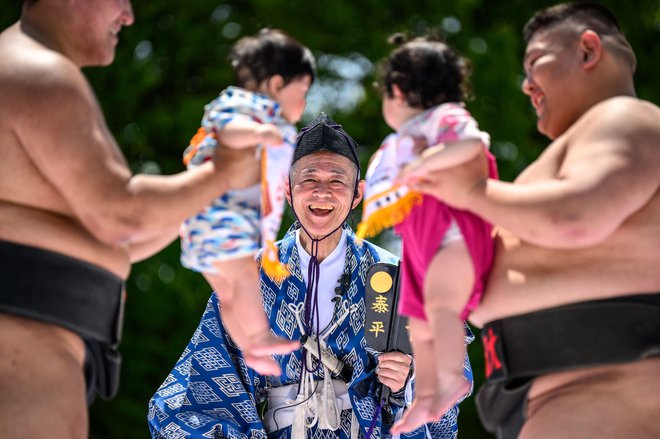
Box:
435;374;471;416
243;332;299;376
390;375;470;434
248;332;300;356
242;352;282;376
390;394;442;435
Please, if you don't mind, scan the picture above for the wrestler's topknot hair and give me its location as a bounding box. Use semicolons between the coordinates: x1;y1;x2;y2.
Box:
523;2;636;72
230;28;316;91
378;32;471;109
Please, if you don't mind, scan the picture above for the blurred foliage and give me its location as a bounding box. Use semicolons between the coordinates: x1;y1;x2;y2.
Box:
1;0;659;437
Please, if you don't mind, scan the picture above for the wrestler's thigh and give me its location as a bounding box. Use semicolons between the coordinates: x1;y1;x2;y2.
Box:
0;315;88;438
520;372;660;439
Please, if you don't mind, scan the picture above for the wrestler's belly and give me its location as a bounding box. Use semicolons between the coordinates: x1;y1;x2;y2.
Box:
470;228;660;327
0;201;131;279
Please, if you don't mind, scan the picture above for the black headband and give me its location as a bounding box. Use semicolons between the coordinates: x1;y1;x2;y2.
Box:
292;113;360;174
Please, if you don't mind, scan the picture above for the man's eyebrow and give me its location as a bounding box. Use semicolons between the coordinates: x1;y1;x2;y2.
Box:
329;167;348;175
299;167;348;175
523;47;542;64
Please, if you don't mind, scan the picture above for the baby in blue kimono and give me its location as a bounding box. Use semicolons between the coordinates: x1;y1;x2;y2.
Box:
180;29;315;375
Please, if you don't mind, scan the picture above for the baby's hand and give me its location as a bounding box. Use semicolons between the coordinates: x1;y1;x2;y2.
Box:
398;136;429;156
410;136;429;156
256;123;284;146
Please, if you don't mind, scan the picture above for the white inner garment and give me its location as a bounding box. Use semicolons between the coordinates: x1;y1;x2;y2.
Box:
295;229;347;331
441;217;464;248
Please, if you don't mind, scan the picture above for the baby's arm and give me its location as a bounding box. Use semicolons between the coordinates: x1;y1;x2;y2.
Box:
216;119;284;149
415;138;484;172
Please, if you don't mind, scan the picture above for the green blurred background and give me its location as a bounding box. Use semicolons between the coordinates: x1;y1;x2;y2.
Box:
1;0;658;437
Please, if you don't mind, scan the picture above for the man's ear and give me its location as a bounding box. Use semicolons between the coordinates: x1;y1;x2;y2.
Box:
284;175;292;206
352;180;366;209
579;30;603;70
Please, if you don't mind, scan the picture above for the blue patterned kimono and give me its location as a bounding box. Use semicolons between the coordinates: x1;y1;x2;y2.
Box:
148;225;467;438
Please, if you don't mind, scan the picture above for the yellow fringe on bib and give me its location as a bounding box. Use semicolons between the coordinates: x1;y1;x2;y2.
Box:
356;190;423;239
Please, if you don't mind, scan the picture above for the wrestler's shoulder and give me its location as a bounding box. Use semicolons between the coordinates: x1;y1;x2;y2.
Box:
1;46;89;106
584;97;660;129
575;97;660;148
1;52;98;134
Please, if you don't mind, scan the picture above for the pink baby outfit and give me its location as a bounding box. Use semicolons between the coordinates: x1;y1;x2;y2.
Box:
393;105;499;322
395;189;497;322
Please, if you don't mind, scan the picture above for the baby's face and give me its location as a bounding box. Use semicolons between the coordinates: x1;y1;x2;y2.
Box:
381;92;400;131
275;75;312;123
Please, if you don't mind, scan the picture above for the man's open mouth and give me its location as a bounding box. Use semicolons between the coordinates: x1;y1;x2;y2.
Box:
309;204;334;216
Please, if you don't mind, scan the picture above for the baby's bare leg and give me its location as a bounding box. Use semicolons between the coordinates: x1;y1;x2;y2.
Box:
206;256;298;375
394;240;474;434
391;317;444;435
425;241;474;409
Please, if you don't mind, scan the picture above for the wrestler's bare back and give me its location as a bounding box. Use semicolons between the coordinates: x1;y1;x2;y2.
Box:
471;98;660;437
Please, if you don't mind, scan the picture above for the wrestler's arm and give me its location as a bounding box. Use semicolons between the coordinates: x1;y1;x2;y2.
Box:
407;99;660;248
217;118;283;148
126;225;181;262
470;102;659;247
11;58;258;248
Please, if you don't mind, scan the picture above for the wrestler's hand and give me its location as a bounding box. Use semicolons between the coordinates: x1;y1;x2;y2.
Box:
377;351;412;394
212;144;260;190
255;123;284;146
399;146;489;210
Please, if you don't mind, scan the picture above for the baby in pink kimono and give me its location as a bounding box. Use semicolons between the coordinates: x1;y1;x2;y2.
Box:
358;34;498;434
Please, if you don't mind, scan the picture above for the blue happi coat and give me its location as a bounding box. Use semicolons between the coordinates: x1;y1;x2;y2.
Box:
148;225;467;438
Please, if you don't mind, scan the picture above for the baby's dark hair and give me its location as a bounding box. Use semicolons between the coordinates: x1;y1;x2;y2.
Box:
230;29;316;90
378;33;471;109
